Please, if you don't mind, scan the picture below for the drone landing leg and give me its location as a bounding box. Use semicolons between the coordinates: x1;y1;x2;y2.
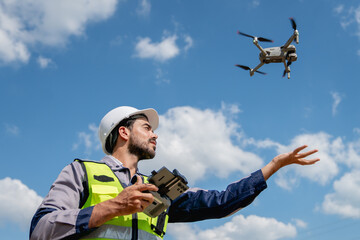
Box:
283;62;291;79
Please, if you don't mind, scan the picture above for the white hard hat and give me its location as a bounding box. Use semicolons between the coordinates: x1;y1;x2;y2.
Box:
99;106;159;155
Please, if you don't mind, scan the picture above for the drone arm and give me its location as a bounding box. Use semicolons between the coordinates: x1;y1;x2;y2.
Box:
251;62;265;76
253;38;268;56
282;30;299;50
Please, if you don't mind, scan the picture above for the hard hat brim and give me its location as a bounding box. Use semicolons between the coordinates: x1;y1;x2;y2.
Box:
129;108;159;130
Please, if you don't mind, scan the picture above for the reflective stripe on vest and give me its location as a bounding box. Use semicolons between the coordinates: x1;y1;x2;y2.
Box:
77;160;168;240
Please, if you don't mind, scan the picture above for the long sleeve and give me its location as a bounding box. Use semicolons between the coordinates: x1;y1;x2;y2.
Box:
168;169;267;223
30;162;94;240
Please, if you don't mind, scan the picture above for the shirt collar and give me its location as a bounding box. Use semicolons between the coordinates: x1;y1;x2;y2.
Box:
100;155;141;174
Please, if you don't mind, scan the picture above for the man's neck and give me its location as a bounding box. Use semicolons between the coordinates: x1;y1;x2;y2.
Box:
111;151;139;178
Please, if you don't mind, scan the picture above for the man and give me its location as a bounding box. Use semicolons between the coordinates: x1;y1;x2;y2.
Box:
30;106;319;240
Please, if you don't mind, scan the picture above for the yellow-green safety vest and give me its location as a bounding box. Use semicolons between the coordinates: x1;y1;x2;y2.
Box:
77;160;169;240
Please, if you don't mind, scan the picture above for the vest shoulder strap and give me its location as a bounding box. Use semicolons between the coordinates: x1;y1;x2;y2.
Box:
77;159;123;209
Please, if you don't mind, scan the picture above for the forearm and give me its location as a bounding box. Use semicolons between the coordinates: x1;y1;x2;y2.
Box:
261;160;280;181
89;198;127;228
168;170;267;222
30;207;93;240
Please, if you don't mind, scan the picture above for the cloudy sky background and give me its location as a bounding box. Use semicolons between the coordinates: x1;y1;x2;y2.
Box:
1;0;360;239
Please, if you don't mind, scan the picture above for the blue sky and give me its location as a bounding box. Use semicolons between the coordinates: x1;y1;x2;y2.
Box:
1;0;360;239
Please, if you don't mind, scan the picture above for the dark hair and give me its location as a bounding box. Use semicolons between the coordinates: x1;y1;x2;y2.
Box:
105;114;148;154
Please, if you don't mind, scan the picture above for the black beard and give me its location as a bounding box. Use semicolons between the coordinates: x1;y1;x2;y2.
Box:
128;135;156;160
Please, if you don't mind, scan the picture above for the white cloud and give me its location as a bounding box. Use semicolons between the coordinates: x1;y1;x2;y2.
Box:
0;0;117;64
134;32;194;62
0;28;30;64
4;123;20;136
167;214;297;240
136;0;151;17
356;6;360;38
354;128;360;134
140;105;263;183
334;5;344;14
330;91;342;116
334;4;360;40
321;170;360;218
183;35;194;52
346;138;360;168
292;218;307;229
134;34;180;62
73;123;101;156
252;0;260;8
37;56;53;69
110;35;127;46
0;178;43;230
155;67;170;84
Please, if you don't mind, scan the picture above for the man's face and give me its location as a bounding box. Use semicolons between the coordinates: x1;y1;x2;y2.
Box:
127;117;158;160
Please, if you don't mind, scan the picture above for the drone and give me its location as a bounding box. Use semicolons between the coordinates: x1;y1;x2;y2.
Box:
235;18;299;79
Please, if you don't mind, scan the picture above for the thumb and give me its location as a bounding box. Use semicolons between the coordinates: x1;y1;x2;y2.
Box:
134;175;143;185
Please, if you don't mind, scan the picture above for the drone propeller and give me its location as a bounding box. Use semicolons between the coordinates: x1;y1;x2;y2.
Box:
237;31;273;43
290;17;297;30
289;17;299;44
235;64;267;75
235;64;251;71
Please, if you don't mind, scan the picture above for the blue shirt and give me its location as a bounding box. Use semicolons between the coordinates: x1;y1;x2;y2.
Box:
30;155;267;239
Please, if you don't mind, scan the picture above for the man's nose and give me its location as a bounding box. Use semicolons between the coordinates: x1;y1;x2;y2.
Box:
153;132;158;139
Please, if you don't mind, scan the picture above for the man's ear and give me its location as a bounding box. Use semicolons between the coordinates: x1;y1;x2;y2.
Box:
118;126;130;141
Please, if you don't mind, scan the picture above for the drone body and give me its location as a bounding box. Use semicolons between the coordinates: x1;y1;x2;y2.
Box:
236;18;299;79
260;45;297;64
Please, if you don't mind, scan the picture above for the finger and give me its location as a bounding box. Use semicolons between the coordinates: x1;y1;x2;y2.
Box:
139;192;155;204
134;183;158;192
128;191;155;205
140;198;152;209
296;158;320;165
132;199;147;212
134;198;152;212
293;145;308;154
296;149;318;158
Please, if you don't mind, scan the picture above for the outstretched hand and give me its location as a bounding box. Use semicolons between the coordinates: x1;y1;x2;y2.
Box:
272;145;320;168
262;145;320;181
